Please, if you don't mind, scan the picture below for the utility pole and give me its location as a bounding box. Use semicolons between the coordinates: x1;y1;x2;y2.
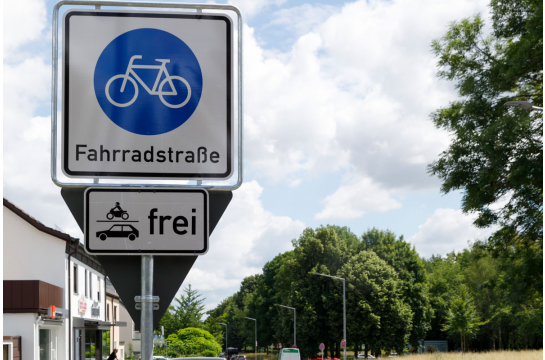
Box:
310;273;346;360
275;304;296;346
245;318;257;358
219;323;228;355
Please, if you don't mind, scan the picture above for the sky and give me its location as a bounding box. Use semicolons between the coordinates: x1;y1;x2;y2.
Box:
3;0;497;311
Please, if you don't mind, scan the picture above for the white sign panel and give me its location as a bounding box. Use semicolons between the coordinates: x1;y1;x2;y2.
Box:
84;188;209;255
62;10;233;179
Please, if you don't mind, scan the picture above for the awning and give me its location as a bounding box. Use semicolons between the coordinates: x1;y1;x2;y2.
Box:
84;320;113;331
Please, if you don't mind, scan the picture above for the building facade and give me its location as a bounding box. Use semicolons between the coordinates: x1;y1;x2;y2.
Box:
3;199;109;360
105;279;125;360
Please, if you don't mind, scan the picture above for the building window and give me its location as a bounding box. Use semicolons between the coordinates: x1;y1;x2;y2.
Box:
114;305;118;322
73;265;78;294
89;272;93;299
85;270;88;298
97;276;101;301
106;304;110;321
39;329;51;360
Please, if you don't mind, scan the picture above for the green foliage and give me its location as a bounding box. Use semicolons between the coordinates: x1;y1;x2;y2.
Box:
359;229;432;345
443;286;486;351
125;343;135;360
427;0;543;350
158;284;206;339
103;330;110;356
341;250;413;355
166;327;222;357
428;0;542;271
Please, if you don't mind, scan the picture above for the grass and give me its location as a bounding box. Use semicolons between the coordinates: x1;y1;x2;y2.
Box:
407;350;543;359
239;350;543;359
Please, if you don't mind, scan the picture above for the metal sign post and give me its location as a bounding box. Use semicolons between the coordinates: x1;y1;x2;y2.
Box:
53;3;243;360
141;255;154;360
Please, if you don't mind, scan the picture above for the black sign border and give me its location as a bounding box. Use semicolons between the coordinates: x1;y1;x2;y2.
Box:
84;188;209;255
63;11;233;179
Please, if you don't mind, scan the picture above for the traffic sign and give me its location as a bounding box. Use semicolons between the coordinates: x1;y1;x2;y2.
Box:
84;188;208;255
292;345;297;349
62;10;233;180
270;345;274;350
319;344;325;351
340;340;346;349
61;186;233;329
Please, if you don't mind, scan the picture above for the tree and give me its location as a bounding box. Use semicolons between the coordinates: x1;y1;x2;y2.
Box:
359;229;432;346
175;284;206;328
443;286;486;351
428;0;542;263
341;251;413;356
158;284;206;338
166;327;222;357
424;253;464;343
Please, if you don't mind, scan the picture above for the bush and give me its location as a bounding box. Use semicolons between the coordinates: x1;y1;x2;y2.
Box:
167;328;222;357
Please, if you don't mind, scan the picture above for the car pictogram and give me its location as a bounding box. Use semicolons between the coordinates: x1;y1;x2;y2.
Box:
97;224;139;241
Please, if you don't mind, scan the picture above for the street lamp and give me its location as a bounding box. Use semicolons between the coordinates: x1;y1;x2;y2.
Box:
245;317;257;358
274;304;296;347
504;101;543;112
310;272;346;360
219;323;228;355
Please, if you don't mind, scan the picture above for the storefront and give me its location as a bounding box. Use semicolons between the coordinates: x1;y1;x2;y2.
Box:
72;319;111;360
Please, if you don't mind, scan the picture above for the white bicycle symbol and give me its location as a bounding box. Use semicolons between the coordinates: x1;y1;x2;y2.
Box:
105;55;191;108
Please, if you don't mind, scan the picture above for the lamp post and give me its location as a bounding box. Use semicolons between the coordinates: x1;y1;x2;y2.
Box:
219;323;228;356
311;273;346;360
274;304;296;347
504;101;543;112
245;317;257;359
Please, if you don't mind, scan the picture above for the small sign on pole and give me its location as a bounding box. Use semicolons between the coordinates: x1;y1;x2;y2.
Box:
340;340;346;349
292;345;297;349
319;343;325;360
84;187;209;255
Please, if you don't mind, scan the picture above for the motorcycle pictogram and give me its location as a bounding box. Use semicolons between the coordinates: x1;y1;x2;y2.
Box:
106;202;129;220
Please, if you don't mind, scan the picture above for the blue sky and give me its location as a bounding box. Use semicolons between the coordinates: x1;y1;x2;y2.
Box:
3;0;496;310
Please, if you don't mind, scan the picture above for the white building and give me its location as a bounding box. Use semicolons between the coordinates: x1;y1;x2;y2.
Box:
3;198;109;360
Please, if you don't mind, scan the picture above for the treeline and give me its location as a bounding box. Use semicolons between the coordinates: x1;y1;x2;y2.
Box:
199;226;542;357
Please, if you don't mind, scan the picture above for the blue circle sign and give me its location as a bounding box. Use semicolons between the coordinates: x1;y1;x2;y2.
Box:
340;340;346;349
94;28;203;135
319;343;325;351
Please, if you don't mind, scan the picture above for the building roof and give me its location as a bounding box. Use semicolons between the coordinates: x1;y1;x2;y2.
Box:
3;198;71;242
4;197;106;276
66;238;106;275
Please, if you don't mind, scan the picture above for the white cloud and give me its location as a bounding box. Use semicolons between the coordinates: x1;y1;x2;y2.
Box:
3;0;47;59
184;181;305;309
315;175;401;220
244;0;489;194
228;0;287;19
267;4;338;39
408;208;497;258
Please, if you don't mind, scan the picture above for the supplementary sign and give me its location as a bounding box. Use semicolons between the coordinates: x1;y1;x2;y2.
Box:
62;10;233;179
84;188;208;254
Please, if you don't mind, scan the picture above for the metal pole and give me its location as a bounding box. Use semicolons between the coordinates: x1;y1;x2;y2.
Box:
274;305;296;347
255;321;257;358
141;255;154;360
219;323;227;355
293;309;296;347
343;279;346;360
245;318;257;358
309;273;346;360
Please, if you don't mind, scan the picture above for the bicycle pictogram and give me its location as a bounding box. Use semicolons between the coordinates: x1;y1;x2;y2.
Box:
105;55;192;109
